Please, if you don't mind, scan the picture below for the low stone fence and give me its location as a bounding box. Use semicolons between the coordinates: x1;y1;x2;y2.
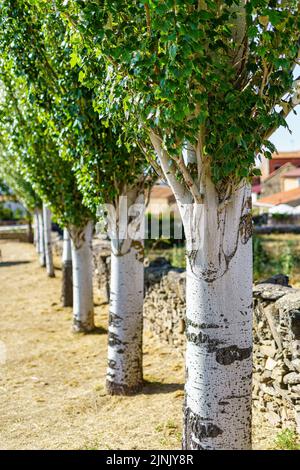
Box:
143;270;300;434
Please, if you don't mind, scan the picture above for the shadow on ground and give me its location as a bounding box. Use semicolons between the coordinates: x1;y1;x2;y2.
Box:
142;381;184;395
0;261;30;268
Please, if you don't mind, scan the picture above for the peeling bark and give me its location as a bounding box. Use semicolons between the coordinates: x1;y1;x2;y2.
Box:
61;227;73;307
106;189;144;395
43;204;55;278
69;221;94;333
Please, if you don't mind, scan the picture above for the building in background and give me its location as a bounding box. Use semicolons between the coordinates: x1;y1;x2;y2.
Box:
261;151;300;180
147;185;179;217
281;168;300;192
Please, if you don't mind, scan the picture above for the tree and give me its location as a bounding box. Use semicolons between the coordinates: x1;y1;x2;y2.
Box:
60;0;300;448
61;228;73;308
43;204;55;278
0;150;42;246
0;0;152;393
0;64;95;330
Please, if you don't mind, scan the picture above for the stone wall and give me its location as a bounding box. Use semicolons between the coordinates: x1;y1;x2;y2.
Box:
143;270;300;434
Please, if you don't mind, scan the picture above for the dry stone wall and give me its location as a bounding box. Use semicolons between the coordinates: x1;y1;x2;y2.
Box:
143;270;300;434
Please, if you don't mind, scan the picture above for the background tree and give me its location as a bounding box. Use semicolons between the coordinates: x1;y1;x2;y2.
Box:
59;0;300;449
0;0;153;393
0;64;95;330
0;151;41;245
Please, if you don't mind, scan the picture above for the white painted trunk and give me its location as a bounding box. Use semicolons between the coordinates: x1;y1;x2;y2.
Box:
43;204;55;278
70;222;94;332
106;190;144;395
37;209;46;267
33;209;39;252
61;228;73;307
180;182;253;450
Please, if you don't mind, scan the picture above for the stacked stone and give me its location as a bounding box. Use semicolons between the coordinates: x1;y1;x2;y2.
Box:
253;279;300;432
143;266;186;350
92;239;111;302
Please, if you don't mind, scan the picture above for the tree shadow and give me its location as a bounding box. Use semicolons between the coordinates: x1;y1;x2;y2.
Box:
142;380;184;395
94;301;109;306
0;260;30;268
89;326;108;335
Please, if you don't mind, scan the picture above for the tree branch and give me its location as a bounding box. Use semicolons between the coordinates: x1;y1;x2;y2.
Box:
173;153;204;204
144;4;151;37
149;130;187;203
264;77;300;140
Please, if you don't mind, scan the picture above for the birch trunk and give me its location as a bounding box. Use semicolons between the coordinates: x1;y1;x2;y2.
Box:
27;212;34;244
61;228;73;307
37;208;46;267
180;181;253;450
43;204;55;278
70;221;95;333
33;209;39;251
106;189;144;395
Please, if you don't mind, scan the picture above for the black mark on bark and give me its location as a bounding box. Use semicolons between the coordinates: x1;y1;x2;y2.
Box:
215;345;252;365
186;330;222;351
183;406;223;450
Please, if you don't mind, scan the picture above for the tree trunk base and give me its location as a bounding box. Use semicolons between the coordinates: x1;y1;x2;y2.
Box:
62;262;73;307
48;272;55;278
72;318;95;334
106;379;144;396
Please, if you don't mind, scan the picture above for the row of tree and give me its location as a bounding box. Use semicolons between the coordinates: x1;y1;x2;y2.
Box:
0;0;299;450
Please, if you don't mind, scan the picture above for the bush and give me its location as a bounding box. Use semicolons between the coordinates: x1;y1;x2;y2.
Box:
275;429;300;450
0;203;14;221
253;236;270;280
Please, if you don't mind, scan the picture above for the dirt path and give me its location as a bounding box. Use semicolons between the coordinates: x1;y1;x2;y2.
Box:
0;240;275;450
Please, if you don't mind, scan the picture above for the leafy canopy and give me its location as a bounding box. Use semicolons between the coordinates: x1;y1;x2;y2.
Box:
0;0;149;215
58;0;299;189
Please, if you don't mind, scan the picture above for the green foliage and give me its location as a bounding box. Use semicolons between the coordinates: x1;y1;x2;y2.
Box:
253;236;300;281
0;203;14;221
271;212;291;221
279;241;295;276
0;203;24;222
0;0;149;221
275;429;300;450
55;0;299;189
0;178;10;195
253;235;270;280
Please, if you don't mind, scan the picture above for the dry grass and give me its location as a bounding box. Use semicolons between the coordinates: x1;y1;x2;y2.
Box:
0;240;275;450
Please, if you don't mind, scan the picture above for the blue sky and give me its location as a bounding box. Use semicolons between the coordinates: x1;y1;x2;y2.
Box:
269;105;300;151
269;66;300;152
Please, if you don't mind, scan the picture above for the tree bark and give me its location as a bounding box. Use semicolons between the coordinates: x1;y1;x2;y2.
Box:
61;227;73;307
33;209;39;252
70;221;95;333
43;204;55;277
181;181;253;450
27;211;34;244
37;208;46;267
106;189;144;395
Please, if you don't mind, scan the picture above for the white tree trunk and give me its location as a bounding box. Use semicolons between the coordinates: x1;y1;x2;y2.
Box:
61;228;73;307
43;204;55;278
33;209;39;251
106;189;144;395
37;208;46;267
180;181;253;450
70;221;94;333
